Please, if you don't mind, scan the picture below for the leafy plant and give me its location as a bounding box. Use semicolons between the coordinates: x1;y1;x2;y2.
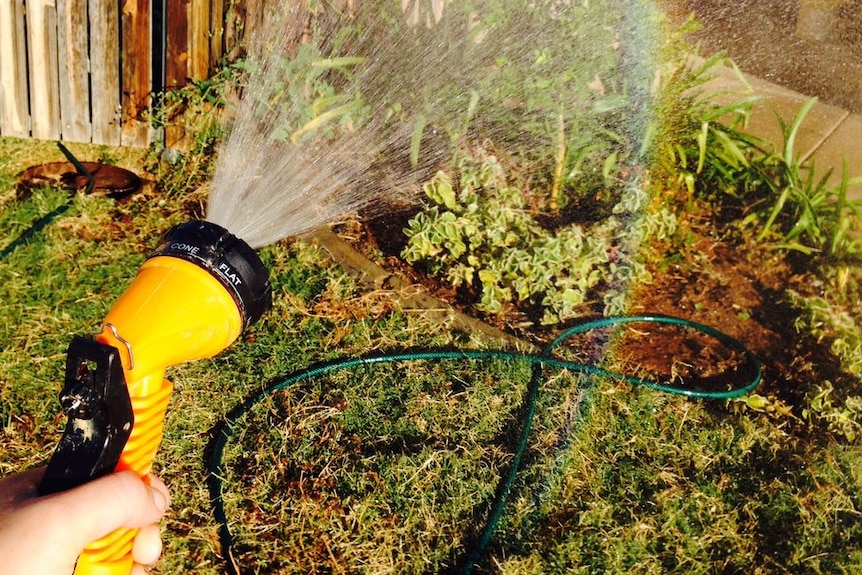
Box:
802;380;862;442
650;49;861;259
152;61;244;150
650;51;766;199
147;61;246;196
260;44;369;144
788;282;862;442
402;150;668;324
749;106;862;257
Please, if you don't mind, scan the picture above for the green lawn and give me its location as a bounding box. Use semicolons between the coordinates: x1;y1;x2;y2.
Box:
1;136;861;574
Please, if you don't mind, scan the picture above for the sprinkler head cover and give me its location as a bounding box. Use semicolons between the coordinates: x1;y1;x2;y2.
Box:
150;221;272;329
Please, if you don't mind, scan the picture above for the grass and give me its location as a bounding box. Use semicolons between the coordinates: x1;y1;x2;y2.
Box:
1;134;860;573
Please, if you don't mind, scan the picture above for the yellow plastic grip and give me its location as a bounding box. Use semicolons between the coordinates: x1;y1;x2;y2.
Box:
72;256;244;575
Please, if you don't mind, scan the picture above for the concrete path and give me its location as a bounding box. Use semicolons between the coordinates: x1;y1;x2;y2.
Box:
705;64;862;202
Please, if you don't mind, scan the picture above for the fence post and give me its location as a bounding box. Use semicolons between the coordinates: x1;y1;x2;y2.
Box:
188;0;211;80
164;0;225;149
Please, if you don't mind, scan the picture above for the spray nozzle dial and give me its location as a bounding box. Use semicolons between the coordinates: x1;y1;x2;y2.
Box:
149;221;272;330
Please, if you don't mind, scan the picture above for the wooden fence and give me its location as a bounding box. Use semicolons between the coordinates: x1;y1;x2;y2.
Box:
0;0;245;147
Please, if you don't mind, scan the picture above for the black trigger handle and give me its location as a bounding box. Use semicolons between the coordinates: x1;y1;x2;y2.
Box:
38;336;134;495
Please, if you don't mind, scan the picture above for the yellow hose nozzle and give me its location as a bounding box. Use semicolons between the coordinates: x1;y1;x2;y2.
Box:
39;221;271;575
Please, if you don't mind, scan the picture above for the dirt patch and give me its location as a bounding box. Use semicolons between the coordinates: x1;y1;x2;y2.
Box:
341;196;830;422
625;226;814;408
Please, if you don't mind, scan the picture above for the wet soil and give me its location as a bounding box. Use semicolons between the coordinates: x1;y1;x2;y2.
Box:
343;196;834;421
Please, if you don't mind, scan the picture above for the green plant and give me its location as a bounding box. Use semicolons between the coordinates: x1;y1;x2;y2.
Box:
402;150;667;324
790;288;862;378
466;1;633;214
727;98;861;259
802;380;862;442
650;50;861;259
147;61;246;196
152;61;243;150
650;51;766;200
259;44;368;144
656;57;861;259
787;282;862;442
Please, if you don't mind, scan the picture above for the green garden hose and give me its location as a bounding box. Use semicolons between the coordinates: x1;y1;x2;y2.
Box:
208;315;762;574
1;188;761;573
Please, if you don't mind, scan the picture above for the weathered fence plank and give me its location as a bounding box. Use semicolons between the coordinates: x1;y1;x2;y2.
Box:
0;0;30;137
165;0;189;90
210;0;225;69
89;0;122;145
189;0;211;80
57;0;92;142
1;0;251;147
27;0;62;140
165;0;190;147
121;0;152;147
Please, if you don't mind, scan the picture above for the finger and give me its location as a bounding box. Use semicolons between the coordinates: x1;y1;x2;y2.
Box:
146;474;170;507
39;471;170;550
0;467;45;507
132;523;163;566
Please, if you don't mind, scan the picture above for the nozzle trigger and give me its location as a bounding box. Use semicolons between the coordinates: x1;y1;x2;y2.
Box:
39;337;134;495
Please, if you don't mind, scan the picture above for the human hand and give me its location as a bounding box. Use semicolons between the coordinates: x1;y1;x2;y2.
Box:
0;467;170;575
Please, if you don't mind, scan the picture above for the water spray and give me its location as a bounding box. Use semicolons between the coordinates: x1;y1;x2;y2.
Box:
0;2;770;571
37;221;271;575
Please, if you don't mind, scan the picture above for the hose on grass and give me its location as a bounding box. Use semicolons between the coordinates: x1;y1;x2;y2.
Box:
208;315;762;575
0;185;762;573
0;143;93;259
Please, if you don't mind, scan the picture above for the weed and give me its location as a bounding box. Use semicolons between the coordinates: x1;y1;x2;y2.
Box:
147;62;246;197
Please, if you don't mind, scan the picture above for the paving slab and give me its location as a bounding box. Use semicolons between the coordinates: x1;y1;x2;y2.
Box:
807;111;862;201
702;63;862;201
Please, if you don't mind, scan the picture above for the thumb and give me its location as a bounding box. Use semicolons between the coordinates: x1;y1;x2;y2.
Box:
43;472;170;550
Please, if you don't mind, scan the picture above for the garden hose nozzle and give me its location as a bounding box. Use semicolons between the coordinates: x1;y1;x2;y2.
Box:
39;221;271;575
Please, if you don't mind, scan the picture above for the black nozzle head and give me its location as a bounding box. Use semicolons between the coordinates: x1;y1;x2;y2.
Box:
150;221;272;330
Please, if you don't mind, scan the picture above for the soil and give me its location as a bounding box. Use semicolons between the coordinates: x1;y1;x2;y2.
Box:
342;194;834;422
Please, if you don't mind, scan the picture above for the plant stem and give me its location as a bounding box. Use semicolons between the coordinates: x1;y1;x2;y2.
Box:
550;111;566;212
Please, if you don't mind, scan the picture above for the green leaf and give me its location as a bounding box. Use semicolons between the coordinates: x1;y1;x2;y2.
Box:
742;394;770;411
783;97;817;165
311;56;366;69
424;172;457;210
